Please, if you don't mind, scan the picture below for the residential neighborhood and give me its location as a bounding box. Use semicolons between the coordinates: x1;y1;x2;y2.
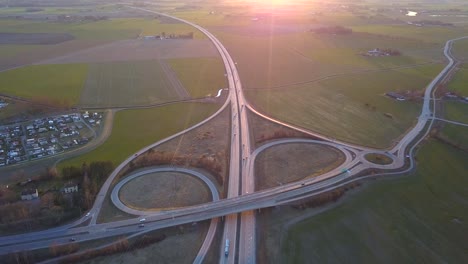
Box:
0;112;103;167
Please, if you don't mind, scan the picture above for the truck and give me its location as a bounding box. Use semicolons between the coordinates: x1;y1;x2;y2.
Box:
224;239;230;256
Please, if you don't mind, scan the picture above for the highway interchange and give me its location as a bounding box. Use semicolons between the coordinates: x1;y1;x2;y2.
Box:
0;5;467;264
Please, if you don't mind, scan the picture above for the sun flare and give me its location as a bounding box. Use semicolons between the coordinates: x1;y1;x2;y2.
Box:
252;0;293;7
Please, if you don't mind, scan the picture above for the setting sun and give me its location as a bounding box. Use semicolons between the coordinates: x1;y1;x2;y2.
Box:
252;0;293;6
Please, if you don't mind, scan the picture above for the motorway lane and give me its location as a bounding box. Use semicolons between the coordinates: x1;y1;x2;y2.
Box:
126;7;244;264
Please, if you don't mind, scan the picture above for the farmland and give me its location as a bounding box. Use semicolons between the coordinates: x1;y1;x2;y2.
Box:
167;57;227;98
448;67;468;96
0;17;205;70
259;140;468;263
0;64;88;106
57;102;219;170
214;31;442;89
444;101;468;124
451;38;468;61
438;123;468;150
245;64;442;148
80;60;181;108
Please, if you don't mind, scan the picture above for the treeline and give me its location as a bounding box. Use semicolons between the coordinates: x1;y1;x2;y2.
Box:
312;26;353;35
256;129;318;145
160;31;194;39
290;182;360;210
379;48;401;56
125;150;224;186
59;233;167;264
0;161;113;231
413;20;453;26
62;161;114;210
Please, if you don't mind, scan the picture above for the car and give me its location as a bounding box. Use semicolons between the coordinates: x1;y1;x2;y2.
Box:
85;212;90;217
139;218;146;222
69;238;76;242
139;224;145;228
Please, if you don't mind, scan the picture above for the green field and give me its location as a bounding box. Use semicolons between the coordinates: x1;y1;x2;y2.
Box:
245;64;442;148
80;60;180;107
278;140;468;263
448;67;468;96
438;123;468;150
351;24;468;44
58;102;219;169
0;64;88;106
167;57;227;97
452;38;468;61
445;101;468;124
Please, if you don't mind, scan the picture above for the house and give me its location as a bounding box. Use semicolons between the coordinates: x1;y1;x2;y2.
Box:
21;189;39;200
62;182;78;194
386;92;406;101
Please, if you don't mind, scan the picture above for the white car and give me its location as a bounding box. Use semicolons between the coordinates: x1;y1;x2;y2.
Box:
139;218;146;222
85;212;90;217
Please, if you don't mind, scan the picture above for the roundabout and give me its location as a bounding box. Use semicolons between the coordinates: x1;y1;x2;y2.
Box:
111;166;220;215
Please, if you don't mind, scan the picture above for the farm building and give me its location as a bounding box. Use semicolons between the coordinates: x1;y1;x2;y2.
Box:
386;92;406;101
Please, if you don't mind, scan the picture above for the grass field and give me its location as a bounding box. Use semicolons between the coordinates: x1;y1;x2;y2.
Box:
255;143;345;190
245;64;442;148
167;57;227;98
444;101;468;124
80;60;180;107
448;67;468;96
351;24;468;44
452;38;468;61
119;172;210;210
260;140;468;263
57;102;219;170
438;123;468;150
84;222;209;264
0;64;88;106
364;153;393;165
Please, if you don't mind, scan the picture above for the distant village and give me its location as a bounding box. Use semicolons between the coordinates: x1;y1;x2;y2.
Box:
0;111;103;168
